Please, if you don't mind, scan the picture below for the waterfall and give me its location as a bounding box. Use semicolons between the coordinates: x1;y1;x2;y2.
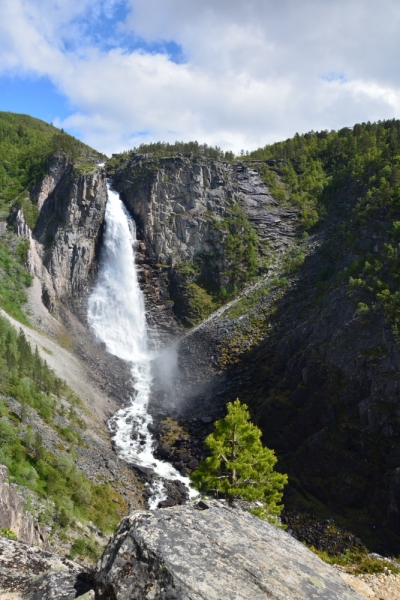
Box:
88;184;193;508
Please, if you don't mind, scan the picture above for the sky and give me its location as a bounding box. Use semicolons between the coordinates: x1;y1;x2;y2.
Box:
0;0;399;156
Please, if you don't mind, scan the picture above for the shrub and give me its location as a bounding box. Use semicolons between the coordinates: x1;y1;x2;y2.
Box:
0;527;17;540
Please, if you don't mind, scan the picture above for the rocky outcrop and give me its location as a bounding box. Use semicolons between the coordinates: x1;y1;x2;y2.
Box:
22;571;93;600
0;536;91;598
13;153;107;315
0;466;46;547
94;501;363;600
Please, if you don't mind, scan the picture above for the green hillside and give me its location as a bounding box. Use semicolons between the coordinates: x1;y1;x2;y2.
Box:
0;112;105;219
246;120;400;227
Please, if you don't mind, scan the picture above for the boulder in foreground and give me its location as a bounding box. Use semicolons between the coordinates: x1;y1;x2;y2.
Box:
95;501;364;600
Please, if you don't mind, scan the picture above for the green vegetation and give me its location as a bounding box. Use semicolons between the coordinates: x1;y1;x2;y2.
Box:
246;120;400;333
0;112;105;222
213;205;258;290
191;399;287;523
0;527;18;540
170;206;258;326
0;317;66;419
0;315;125;533
0;238;32;323
69;537;103;561
106;141;235;175
228;283;271;320
224;206;259;288
246;120;400;230
260;164;287;203
130;140;234;161
311;547;400;575
178;282;218;328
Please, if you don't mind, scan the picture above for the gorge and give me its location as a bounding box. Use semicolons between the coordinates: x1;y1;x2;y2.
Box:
1;113;400;598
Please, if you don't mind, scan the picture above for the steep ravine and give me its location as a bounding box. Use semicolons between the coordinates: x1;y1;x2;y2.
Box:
107;151;400;555
8;146;400;558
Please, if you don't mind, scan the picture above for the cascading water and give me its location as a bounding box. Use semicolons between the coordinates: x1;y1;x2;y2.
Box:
88;184;194;508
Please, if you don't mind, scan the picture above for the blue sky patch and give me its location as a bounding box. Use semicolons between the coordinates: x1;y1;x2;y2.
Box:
68;1;186;63
320;72;348;84
0;76;72;125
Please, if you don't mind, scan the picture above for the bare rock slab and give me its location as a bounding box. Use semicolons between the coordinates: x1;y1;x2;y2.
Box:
0;537;87;595
94;502;364;600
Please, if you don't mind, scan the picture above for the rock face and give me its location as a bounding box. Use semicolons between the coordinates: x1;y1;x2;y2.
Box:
110;155;298;331
13;153;107;315
94;502;363;600
169;191;400;553
0;466;46;547
0;536;90;597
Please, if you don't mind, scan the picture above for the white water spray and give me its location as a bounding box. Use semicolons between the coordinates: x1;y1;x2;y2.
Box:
88;184;195;508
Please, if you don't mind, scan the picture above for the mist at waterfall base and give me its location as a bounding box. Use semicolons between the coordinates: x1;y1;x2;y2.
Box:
87;184;196;508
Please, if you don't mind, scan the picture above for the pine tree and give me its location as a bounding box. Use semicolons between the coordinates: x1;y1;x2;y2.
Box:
191;399;287;522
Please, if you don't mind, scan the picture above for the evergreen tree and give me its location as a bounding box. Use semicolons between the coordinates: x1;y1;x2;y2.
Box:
191;399;287;522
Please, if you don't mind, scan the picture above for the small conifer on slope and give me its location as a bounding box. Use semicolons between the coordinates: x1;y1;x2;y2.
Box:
191;399;287;523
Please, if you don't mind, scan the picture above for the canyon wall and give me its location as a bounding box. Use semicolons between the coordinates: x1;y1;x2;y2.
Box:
110;154;298;333
14;153;107;315
108;152;400;553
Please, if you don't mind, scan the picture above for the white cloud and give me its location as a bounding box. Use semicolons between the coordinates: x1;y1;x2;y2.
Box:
0;0;400;154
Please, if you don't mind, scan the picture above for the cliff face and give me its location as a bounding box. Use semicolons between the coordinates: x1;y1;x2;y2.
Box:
164;187;400;554
108;152;400;552
110;154;298;332
0;465;47;547
14;153;107;315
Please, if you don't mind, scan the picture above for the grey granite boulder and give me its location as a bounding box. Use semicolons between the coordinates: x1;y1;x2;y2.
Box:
94;501;364;600
22;571;93;600
0;537;89;596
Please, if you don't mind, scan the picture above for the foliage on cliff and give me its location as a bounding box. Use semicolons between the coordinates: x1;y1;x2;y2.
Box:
130;140;235;161
0;237;32;323
218;205;259;289
191;399;287;523
0;314;124;533
0;112;104;217
247;119;400;230
245;120;400;333
206;120;400;552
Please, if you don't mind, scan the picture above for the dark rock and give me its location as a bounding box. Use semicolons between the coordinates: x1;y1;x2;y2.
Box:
158;498;176;508
179;452;190;463
158;444;172;459
196;500;211;510
201;416;212;424
94;503;363;600
187;459;199;469
162;480;189;506
147;423;159;433
130;464;155;478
